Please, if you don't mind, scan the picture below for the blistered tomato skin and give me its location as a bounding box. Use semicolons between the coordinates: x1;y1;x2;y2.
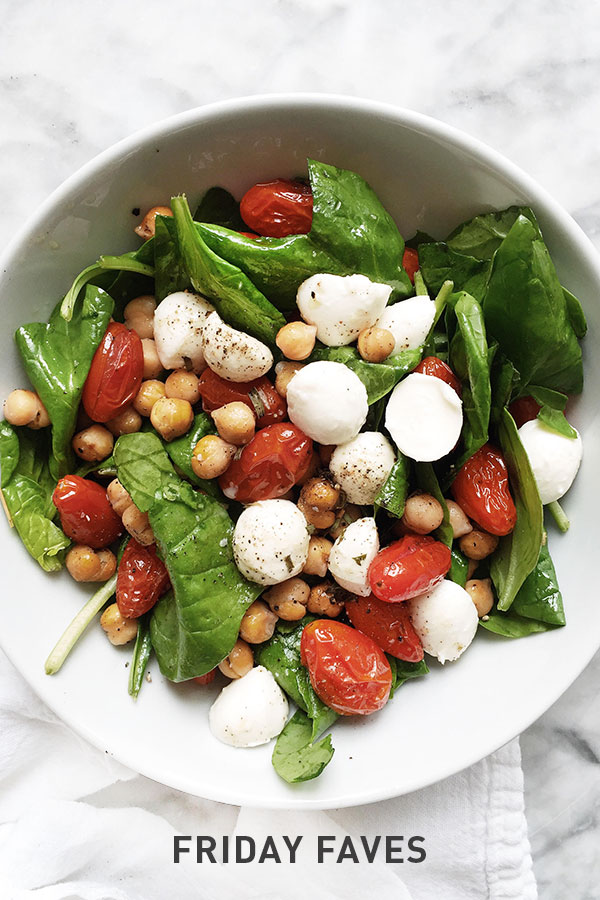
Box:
414;356;462;397
52;475;123;548
198;369;286;427
452;443;517;537
300;619;392;716
346;594;424;663
116;539;170;619
82;322;144;422
508;396;541;429
402;247;420;284
368;534;452;604
240;179;313;237
219;422;313;503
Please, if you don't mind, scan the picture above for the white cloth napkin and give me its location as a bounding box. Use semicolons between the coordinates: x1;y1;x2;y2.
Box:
0;649;536;900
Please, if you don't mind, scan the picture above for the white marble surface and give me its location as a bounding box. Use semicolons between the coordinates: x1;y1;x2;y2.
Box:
1;0;600;895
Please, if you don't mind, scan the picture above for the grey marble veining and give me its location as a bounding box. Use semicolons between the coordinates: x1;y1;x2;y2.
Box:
2;0;600;895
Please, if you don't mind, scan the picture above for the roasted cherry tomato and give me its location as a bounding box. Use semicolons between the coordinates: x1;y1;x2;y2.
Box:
240;179;313;237
82;321;144;422
239;232;260;239
402;247;420;284
198;369;286;427
300;619;392;716
193;670;217;685
452;443;517;536
219;422;312;503
368;534;451;604
414;356;462;396
116;539;170;619
346;594;424;662
508;396;541;429
52;475;123;548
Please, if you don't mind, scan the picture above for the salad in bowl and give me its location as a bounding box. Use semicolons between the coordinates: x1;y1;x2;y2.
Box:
1;158;585;784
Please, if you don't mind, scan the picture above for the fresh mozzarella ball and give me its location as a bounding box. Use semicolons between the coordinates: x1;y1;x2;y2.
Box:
409;580;478;664
153;291;215;373
233;499;310;585
209;665;289;748
328;517;379;596
385;372;462;462
329;432;395;505
518;418;583;504
376;295;436;353
202;312;273;382
297;273;391;346
286;361;368;445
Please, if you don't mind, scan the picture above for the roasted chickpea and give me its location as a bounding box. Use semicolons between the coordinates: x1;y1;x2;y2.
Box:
218;639;254;679
107;478;133;517
299;476;340;513
459;529;499;560
122;504;154;546
150;397;193;441
165;369;200;405
274;361;304;398
275;321;317;360
133;379;166;416
66;545;117;582
72;425;114;462
401;492;444;535
124;295;156;339
100;603;138;646
264;578;310;621
134;206;173;240
297;496;336;530
329;504;362;540
357;326;395;363
191;434;235;479
4;389;50;429
303;536;333;577
105;406;142;437
307;582;345;618
239;600;278;644
446;499;473;539
466;578;495;617
211;402;255;446
141;338;164;379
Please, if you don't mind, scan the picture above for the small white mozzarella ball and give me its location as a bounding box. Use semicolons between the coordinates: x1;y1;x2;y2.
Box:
330;432;395;505
409;580;478;664
287;361;368;445
153;291;214;373
209;666;289;748
328;517;379;596
376;295;436;353
233;499;310;585
385;372;462;462
297;273;391;346
202;312;273;382
518;418;583;504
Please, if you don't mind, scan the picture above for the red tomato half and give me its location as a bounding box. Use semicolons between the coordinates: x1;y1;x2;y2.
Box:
198;369;286;427
219;423;312;503
300;619;392;716
52;475;123;548
508;396;541;429
414;356;462;396
402;247;420;284
82;322;144;422
194;670;217;685
346;594;424;662
368;534;451;604
452;443;517;536
116;539;170;619
240;179;313;237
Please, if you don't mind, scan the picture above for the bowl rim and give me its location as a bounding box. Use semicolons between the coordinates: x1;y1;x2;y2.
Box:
1;92;599;809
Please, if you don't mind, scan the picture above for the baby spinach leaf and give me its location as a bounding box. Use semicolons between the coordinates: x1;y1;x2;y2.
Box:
448;547;469;587
271;710;335;784
16;286;114;479
165;413;222;499
511;541;565;626
479;608;557;638
128;614;153;699
419;242;490;303
60;251;154;322
527;385;578;439
193;187;246;231
307;345;421;405
113;432;180;512
387;656;429;698
490;353;520;425
563;287;587;339
374;453;410;518
446;206;539;260
450;292;491;465
414;462;453;546
154;215;190;302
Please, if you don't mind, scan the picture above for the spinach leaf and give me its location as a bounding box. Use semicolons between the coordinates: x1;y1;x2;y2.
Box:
16;286;114;479
479;609;557;638
490;409;544;611
448;547;468;587
374;453;410;518
271;710;335;784
128;614;153;698
511;540;565;626
450;292;491;464
490;353;519;425
307;345;421;405
171;195;286;347
446;206;539;260
60;252;154;322
113;432;180;512
419;243;490;303
149;480;261;681
527;385;578;439
414;462;453;546
563;287;588;339
193;187;246;231
164;413;222;499
154;215;190;302
387;656;429;698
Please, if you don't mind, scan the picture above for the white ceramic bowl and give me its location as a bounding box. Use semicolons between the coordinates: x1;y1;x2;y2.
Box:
0;95;597;809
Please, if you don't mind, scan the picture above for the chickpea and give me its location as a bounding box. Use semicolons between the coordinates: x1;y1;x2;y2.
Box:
100;603;138;646
239;600;278;644
191;434;235;479
122;504;154;546
72;425;114;462
329;504;362;540
459;529;499;560
218;639;254;679
134;206;173;240
401;492;444;535
298;496;336;530
66;545;117;582
466;578;495;617
165;369;200;405
105;406;142;437
276;321;317;361
303;536;333;577
357;326;395;363
211;402;255;446
264;578;310;621
307;582;345;618
296;451;319;487
107;478;133;517
142;338;164;379
124;295;156;339
4;389;49;429
299;476;340;513
133;380;166;416
446;499;473;539
274;361;304;398
150;397;193;441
